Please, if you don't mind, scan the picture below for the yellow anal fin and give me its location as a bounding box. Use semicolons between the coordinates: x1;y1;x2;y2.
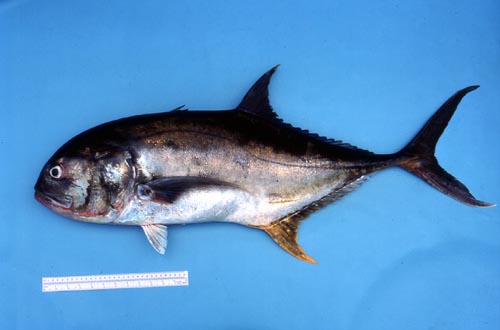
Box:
259;217;317;264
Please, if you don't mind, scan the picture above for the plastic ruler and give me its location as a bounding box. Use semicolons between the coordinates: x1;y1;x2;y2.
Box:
42;270;189;292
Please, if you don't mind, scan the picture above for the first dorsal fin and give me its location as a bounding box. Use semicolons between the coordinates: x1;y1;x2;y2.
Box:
258;216;317;264
237;65;279;119
171;105;187;112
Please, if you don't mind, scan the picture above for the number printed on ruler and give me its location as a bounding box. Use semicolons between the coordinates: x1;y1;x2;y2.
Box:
42;270;189;292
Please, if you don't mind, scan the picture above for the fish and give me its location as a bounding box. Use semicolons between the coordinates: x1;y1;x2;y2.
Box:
34;66;494;263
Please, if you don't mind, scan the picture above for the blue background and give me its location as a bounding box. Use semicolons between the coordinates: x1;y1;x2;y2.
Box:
1;0;499;329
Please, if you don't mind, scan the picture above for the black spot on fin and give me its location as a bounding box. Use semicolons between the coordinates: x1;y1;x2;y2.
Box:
237;65;279;119
258;216;317;264
138;176;237;204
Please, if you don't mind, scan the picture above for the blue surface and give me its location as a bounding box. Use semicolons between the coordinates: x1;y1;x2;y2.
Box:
1;1;499;329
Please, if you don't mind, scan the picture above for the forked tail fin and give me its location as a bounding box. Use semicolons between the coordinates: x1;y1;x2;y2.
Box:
398;86;494;207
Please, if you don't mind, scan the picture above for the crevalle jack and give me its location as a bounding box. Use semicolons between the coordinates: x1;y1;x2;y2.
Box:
35;66;494;263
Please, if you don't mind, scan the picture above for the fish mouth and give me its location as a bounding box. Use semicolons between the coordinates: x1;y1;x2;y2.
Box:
35;190;73;210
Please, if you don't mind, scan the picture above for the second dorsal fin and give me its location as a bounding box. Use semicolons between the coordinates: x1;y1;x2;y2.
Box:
236;65;279;119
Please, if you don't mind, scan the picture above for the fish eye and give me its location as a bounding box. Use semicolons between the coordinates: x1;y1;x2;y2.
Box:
49;165;63;179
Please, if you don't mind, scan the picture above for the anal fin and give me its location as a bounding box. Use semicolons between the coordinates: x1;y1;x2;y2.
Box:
259;217;317;264
257;177;370;264
141;224;167;254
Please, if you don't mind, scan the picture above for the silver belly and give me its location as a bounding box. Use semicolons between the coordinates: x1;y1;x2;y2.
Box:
115;183;336;227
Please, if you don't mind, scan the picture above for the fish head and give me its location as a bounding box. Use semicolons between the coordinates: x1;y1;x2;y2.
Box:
35;143;136;223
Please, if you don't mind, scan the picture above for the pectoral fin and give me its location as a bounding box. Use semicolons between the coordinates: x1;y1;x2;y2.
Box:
138;176;237;204
258;216;317;264
141;224;167;254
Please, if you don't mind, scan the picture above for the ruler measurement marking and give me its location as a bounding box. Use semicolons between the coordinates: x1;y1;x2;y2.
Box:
42;271;188;292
